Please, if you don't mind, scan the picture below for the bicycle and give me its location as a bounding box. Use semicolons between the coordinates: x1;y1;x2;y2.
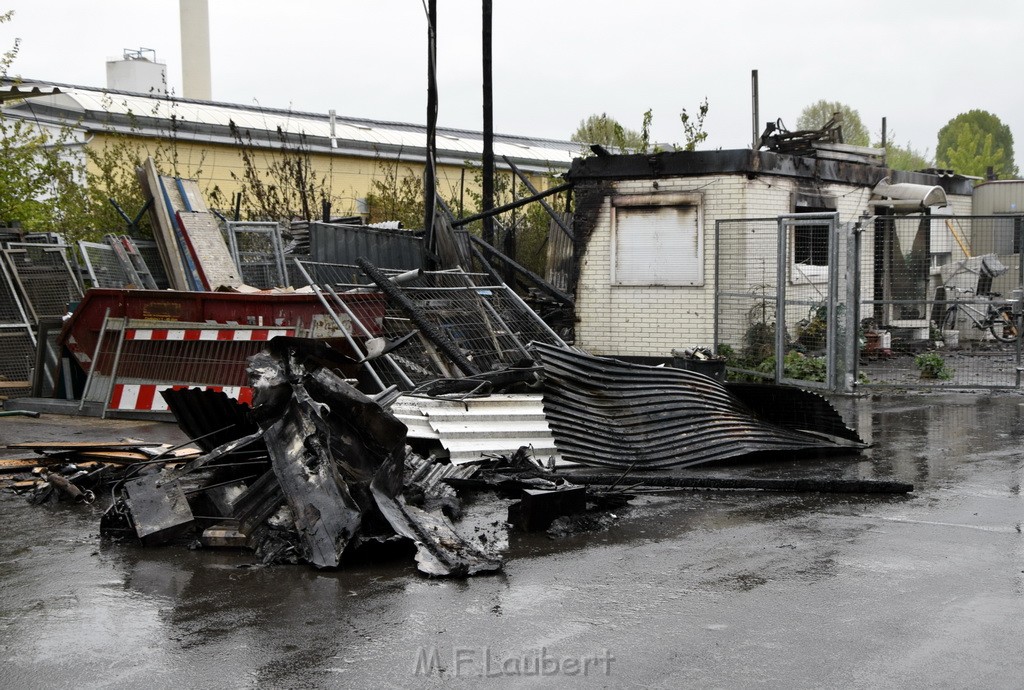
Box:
940;285;1021;343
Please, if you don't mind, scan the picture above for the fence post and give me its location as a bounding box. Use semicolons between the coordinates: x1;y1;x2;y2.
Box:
843;219;865;394
775;218;787;384
1017;217;1024;388
713;219;721;352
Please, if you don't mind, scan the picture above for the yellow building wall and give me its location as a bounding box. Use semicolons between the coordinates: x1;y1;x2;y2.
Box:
87;131;540;220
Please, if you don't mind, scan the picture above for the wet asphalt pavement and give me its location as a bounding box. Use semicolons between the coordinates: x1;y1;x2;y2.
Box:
0;393;1022;688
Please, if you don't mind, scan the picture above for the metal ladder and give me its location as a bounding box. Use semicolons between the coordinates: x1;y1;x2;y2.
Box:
105;235;158;290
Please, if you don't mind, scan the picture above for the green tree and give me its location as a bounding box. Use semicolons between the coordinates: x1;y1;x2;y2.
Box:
875;132;932;172
884;142;932;172
936;110;1017;178
228;121;332;223
796;100;870;147
364;157;425;229
678;97;709;151
571;113;643;151
0;10;59;229
0;11;150;241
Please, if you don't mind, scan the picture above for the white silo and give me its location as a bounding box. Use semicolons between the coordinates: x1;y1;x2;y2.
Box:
106;48;167;95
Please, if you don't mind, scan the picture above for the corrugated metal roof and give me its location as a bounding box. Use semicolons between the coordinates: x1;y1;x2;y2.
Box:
5;83;582;169
392;393;566;466
0;82;61;103
533;343;863;470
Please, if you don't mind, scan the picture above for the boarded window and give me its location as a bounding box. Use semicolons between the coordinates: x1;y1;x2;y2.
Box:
613;204;702;286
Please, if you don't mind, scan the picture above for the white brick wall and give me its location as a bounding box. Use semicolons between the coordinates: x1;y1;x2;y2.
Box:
576;176;728;355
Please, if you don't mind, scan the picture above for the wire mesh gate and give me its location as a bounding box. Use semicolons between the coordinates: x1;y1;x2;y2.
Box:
714;214;854;392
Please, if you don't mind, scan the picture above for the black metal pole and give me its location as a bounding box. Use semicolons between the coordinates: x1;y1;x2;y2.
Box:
751;69;759;150
482;0;495;245
424;0;438;267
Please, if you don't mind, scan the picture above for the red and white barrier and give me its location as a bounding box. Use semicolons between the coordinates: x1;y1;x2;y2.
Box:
123;327;291;342
108;384;254;411
100;324;295;413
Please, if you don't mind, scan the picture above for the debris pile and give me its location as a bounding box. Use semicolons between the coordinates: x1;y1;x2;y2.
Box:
89;338;504;577
0;440;200;505
0;156;908;581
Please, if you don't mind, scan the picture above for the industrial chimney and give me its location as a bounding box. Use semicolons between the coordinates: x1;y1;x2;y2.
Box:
180;0;212;100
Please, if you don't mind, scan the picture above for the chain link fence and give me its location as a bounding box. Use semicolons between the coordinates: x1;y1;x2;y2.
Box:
856;215;1023;389
717;213;1024;391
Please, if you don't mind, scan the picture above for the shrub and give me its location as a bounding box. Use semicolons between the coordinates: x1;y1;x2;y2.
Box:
914;352;953;380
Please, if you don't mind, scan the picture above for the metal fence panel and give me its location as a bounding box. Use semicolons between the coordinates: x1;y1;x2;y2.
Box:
294;261;564;392
308;223;423;272
3;246;83;323
715;214;849;392
0;259;35;401
226;221;288;289
857;215;1023;390
778;214;842;390
714;218;783;383
133;240;170;290
80;241;130;288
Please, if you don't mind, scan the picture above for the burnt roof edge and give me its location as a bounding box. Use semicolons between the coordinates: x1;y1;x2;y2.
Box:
567;149;975;196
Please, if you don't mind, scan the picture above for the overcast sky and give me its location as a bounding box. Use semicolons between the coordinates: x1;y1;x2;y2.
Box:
3;1;1023;168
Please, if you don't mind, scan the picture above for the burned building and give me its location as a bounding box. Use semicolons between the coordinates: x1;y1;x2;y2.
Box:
566;148;974;360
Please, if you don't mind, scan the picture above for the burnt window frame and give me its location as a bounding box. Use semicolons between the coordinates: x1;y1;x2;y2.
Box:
790;191;837;283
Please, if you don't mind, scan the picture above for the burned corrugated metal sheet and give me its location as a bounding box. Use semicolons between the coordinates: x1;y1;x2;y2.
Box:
161;388;260;452
406;455;479;492
392;394;564;466
724;382;863;444
532;343;864;470
308;223;423;271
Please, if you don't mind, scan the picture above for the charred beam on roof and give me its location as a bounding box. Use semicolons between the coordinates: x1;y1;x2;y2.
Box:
451;182;573;228
469;235;574;307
